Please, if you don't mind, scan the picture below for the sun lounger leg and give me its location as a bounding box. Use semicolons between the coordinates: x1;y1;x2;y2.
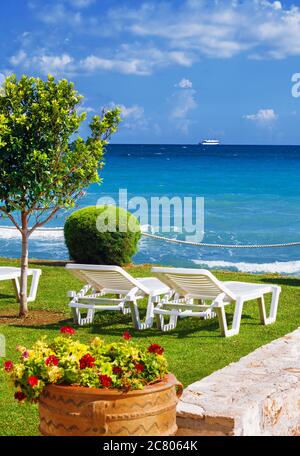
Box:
11;270;41;303
156;313;178;332
215;306;228;336
72;307;95;326
121;305;131;315
258;287;281;325
162;312;178;332
72;306;80;325
203;308;216;320
145;295;155;320
154;304;178;332
86;308;95;324
215;298;244;337
27;270;42;302
129;300;153;330
231;298;244;336
257;296;267;325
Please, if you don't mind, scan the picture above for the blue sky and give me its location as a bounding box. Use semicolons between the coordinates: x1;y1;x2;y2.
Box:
1;0;300;144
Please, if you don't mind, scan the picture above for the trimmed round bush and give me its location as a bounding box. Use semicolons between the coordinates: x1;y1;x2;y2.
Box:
64;206;141;265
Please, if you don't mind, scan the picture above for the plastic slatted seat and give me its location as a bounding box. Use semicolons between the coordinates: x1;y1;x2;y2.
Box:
152;267;281;337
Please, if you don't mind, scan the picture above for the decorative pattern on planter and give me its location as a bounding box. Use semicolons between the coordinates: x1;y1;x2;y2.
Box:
39;374;182;436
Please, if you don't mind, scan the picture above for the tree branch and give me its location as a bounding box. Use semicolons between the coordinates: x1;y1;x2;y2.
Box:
0;207;22;233
28;207;60;235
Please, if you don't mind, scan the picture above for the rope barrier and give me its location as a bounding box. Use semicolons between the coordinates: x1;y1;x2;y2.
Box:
142;232;300;249
0;225;300;249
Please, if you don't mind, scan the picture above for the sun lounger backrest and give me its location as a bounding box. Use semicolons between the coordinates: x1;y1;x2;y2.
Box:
66;264;149;295
152;267;235;300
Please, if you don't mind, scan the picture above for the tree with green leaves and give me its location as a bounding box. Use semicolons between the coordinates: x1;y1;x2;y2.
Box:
0;74;121;317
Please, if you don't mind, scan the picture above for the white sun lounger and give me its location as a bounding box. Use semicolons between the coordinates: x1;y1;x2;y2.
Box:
0;266;42;302
152;267;281;337
66;264;170;328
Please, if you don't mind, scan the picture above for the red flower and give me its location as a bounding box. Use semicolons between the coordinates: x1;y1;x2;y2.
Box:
148;344;164;355
27;375;39;387
14;391;27;402
3;361;14;372
79;353;96;370
99;374;112;388
60;326;76;335
45;355;59;366
134;363;145;373
21;351;29;359
113;366;123;376
123;331;132;341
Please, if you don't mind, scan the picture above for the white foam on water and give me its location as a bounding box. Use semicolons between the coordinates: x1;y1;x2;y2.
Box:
1;226;299;274
0;226;64;240
192;259;300;275
141;224;158;235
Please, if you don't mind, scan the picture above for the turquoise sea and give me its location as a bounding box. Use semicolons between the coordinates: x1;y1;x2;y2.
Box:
1;144;300;274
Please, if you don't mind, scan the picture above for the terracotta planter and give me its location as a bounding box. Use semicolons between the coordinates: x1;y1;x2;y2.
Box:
39;374;182;436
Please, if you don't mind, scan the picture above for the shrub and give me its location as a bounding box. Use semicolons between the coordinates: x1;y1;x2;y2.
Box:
64;205;141;265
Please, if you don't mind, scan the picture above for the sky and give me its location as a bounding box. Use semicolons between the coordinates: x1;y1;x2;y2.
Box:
1;0;300;144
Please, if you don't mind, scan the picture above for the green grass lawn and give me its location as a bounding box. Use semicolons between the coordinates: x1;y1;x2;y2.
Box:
0;257;299;435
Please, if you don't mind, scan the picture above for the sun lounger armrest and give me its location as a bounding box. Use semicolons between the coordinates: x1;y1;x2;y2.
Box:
211;293;228;308
126;286;147;301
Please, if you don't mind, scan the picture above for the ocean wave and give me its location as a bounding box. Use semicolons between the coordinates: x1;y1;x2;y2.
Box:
1;225;299;274
0;226;64;240
192;259;300;274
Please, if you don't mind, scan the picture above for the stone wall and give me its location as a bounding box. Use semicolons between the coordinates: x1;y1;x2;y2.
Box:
177;328;300;436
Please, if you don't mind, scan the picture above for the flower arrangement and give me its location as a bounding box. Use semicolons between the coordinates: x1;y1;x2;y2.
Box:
3;327;168;403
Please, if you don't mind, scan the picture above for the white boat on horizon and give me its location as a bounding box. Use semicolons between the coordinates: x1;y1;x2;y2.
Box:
200;139;220;146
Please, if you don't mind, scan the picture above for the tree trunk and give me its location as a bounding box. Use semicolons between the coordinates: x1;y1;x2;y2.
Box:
19;212;29;317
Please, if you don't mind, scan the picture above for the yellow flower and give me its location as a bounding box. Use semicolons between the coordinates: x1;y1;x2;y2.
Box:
47;366;62;383
14;364;25;379
91;337;104;347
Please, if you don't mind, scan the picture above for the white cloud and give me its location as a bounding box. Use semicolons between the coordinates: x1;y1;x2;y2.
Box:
10;46;189;77
68;0;95;8
121;104;148;129
80;46;192;76
177;78;193;89
29;2;82;26
120;104;143;119
10;50;74;75
77;105;96;114
171;87;197;134
81;55;150;76
171;90;197;119
107;103;148;130
244;108;278;123
12;0;300;78
9;46;193;77
36;54;74;73
272;1;282;10
10;50;27;66
95;1;300;61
